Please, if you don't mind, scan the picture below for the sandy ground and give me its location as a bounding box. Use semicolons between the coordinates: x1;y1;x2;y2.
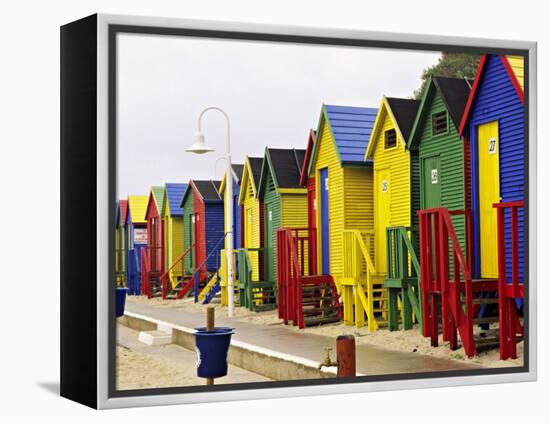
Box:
126;295;523;369
116;324;270;390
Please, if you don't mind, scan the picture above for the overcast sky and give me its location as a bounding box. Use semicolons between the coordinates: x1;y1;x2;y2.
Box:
117;33;440;198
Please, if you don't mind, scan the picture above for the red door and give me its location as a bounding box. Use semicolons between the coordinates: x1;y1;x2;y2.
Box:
307;177;317;274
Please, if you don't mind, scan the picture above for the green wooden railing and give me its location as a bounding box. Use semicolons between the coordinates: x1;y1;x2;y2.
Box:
237;248;276;312
384;226;422;331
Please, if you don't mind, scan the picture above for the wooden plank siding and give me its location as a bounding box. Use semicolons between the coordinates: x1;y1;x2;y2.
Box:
182;190;194;273
240;161;261;280
263;170;281;282
418;92;467;254
281;192;309;274
314;119;345;279
463;54;525;280
371;106;411;274
344;166;375;261
506;55;524;92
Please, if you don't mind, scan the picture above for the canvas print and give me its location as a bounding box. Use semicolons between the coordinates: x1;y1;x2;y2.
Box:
113;33;526;392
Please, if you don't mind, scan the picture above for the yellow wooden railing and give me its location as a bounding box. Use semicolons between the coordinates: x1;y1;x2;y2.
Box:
342;230;386;331
218;249;239;306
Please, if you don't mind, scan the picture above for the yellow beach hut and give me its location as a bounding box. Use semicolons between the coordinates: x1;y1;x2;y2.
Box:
365;96;421;331
238;156;264;281
307;104;381;330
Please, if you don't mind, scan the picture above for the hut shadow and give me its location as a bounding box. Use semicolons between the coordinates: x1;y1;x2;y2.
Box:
36;381;60;396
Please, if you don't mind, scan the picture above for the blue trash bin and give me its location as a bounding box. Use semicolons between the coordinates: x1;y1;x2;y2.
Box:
193;327;234;379
116;287;129;317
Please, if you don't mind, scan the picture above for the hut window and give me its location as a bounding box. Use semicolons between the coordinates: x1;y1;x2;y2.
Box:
384;129;397;149
432;111;448;135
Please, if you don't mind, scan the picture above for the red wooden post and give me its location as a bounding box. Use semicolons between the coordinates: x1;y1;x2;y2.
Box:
439;210;451;342
511;206;519;297
336;335;356;377
496;206;509;360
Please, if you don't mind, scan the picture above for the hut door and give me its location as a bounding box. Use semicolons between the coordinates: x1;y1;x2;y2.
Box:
193;213;200;270
265;202;275;281
478;121;500;278
245;206;253;248
422;156;441;209
320;168;330;275
375;168;391;274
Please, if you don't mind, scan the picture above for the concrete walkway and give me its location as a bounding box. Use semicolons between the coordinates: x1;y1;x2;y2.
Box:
126;301;479;376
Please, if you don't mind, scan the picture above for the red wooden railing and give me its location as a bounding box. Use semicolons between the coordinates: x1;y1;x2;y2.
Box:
494;201;524;360
159;244;195;299
140;248;150;297
276;227;340;328
418;208;477;357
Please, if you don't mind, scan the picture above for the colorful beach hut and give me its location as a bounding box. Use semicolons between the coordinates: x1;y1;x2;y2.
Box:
162;183;187;286
408;76;472;253
365;97;420;330
307;104;379;329
417;55;525;359
180;180;225;281
126;195;148;295
459;54;525;282
144;186;166;296
258;147;307;283
238;156;264;281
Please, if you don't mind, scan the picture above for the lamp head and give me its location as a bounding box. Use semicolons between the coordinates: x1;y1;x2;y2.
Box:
186;131;215;154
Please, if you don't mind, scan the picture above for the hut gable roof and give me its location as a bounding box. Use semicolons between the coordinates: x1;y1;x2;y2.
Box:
259;148;305;197
238;156;264;204
408;76;471;149
126;195;148;224
145;186;166;219
309;104;378;172
248;157;264;188
193;180;222;202
366;97;420;158
459;54;524;136
164;183;187;217
180;180;222;208
117;199;128;227
385;97;421;141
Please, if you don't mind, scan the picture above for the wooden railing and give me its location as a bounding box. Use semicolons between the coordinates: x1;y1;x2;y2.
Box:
384;226;421;331
238;247;276;311
140;248;150;297
342;230;381;331
159;244;194;299
418;207;475;356
193;234;227;303
494;201;524;359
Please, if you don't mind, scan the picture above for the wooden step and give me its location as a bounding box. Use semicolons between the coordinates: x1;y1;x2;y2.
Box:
300;275;333;285
302;306;340;315
470;279;498;292
473;297;498;305
303;315;340;326
473;316;499;325
475;337;500;348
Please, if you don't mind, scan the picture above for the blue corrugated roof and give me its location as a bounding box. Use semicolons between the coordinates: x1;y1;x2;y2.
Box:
325;104;378;163
165;183;188;216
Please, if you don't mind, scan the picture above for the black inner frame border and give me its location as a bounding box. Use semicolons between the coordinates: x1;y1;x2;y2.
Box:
108;23;530;399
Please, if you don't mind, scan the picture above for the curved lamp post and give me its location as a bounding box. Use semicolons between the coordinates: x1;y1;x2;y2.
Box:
186;107;235;317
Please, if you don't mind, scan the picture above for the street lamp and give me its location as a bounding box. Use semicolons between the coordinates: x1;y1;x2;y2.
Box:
187;107;235;317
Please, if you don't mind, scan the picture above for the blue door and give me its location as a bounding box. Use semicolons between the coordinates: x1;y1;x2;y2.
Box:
320;168;330;275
